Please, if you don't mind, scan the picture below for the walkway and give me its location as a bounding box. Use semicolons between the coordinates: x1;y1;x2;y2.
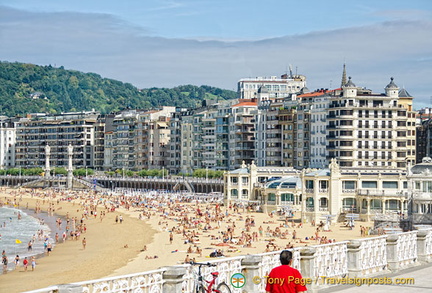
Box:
319;262;432;293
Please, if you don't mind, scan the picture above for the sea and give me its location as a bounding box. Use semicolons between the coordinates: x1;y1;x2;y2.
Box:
0;206;54;272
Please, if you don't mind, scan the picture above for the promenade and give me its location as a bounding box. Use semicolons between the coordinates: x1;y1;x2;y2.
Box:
320;262;432;293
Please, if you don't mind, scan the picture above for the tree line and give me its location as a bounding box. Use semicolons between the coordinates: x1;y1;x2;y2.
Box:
0;61;237;116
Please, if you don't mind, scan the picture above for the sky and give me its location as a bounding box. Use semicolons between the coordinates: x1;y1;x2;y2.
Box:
1;0;432;108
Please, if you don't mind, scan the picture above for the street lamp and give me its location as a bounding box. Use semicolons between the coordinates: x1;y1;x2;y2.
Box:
85;166;88;178
206;165;208;182
162;166;165;180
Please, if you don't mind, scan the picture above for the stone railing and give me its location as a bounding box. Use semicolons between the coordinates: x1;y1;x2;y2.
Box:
312;241;348;278
24;230;432;293
75;269;165;293
357;235;387;275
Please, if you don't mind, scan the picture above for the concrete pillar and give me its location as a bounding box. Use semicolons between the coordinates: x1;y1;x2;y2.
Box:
386;234;399;271
241;254;262;293
57;284;83;293
416;230;432;263
162;266;187;293
300;247;318;293
67;144;74;189
45;144;51;177
347;240;362;277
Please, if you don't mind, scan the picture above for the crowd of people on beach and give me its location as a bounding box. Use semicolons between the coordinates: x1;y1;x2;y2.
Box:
0;186;375;277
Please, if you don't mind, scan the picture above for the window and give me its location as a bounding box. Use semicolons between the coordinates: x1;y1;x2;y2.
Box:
383;181;398;189
343;181;356;190
319;180;328;190
362;181;377;188
268;193;276;202
306;180;314;189
281;193;294;202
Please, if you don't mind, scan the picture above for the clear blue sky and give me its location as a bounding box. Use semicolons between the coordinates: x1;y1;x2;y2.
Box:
1;0;432;107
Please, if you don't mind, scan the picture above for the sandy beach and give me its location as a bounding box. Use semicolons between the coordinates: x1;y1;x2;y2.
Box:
0;189;154;293
0;188;373;293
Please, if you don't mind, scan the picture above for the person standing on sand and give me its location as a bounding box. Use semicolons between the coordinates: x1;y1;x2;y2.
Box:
31;256;36;271
23;257;28;272
47;242;52;255
82;237;87;249
14;255;20;269
169;232;173;244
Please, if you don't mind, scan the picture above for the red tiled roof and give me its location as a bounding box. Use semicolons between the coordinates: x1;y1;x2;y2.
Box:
232;102;257;107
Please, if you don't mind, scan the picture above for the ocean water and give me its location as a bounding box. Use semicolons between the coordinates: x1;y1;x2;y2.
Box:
0;207;53;271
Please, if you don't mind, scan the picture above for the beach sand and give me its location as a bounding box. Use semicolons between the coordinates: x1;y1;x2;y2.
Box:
0;188;373;293
0;189;155;293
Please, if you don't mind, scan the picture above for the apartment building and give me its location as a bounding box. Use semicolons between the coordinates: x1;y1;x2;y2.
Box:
229;100;257;169
111;107;175;171
238;73;307;99
215;107;231;171
0;117;16;169
15;111;100;169
327;77;416;169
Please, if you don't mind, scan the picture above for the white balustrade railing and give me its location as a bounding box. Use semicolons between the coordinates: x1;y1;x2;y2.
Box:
182;256;243;293
313;241;348;278
358;235;387;275
24;232;432;293
425;229;432;256
395;231;418;268
73;269;165;293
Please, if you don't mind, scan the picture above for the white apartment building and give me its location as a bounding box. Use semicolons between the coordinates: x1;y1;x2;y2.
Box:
238;73;307;99
327;77;416;169
309;94;330;168
0;117;16;169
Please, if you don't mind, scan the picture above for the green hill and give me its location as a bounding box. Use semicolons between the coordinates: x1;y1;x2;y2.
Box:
0;61;237;116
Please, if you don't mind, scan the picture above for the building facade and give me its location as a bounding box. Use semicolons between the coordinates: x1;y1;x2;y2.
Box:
224;159;413;223
15;111;101;170
237;73;307;99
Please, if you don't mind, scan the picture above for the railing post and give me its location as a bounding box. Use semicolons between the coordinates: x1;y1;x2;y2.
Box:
241;254;262;293
300;247;317;293
347;240;362;277
417;230;431;263
386;234;399;271
56;284;83;293
162;266;187;293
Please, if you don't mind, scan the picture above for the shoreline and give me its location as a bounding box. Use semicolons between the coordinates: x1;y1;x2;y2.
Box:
1;205;60;272
0;189;156;293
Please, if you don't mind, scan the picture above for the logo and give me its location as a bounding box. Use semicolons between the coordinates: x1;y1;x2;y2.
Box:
230;273;246;288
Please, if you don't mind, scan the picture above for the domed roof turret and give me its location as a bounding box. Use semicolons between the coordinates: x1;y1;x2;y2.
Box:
344;76;356;87
399;88;412;97
411;157;432;175
385;77;398;89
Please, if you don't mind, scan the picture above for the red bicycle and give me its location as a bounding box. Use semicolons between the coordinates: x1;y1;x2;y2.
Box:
190;262;231;293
